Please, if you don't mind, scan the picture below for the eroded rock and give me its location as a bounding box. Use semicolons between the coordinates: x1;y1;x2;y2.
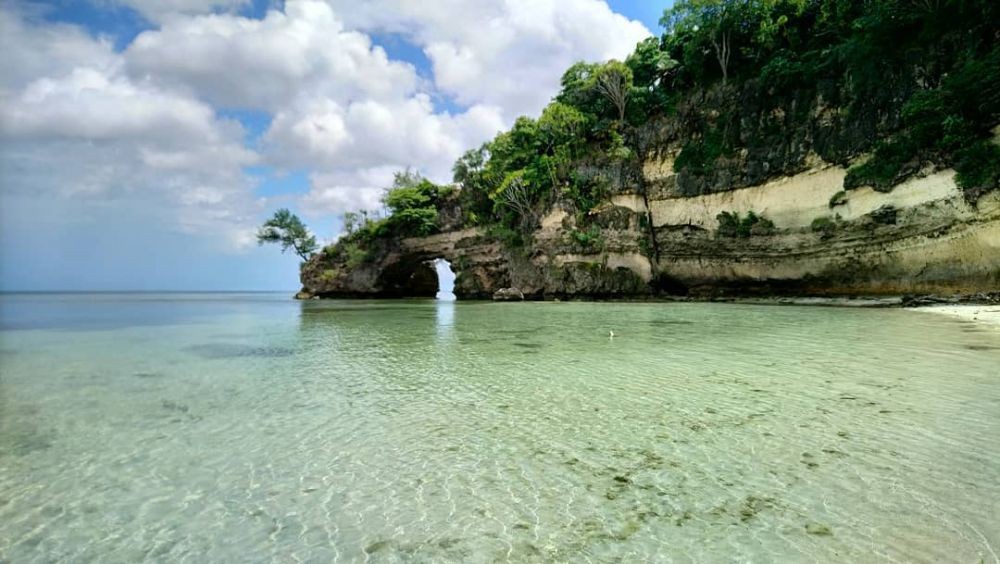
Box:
493;288;524;301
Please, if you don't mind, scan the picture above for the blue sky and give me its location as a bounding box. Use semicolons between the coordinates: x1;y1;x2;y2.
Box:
0;0;669;291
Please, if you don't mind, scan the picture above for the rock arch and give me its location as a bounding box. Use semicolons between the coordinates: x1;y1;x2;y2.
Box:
301;228;508;299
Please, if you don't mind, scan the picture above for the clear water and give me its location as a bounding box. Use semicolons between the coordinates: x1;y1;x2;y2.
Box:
1;293;999;563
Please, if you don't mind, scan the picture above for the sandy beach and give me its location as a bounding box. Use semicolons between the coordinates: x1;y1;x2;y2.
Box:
908;304;1000;329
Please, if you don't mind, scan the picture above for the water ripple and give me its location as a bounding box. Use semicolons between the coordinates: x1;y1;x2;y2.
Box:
1;300;998;562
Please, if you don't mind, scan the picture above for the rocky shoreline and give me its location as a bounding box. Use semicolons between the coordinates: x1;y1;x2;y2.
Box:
296;288;999;308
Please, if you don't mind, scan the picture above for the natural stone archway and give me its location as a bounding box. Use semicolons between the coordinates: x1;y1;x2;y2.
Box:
299;223;655;300
300;228;511;299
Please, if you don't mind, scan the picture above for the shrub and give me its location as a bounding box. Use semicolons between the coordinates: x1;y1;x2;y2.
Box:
486;224;526;248
716;211;740;238
716;211;776;238
342;241;372;269
674;129;727;176
828;191;848;208
810;216;838;238
843;139;920;192
568;226;604;251
749;216;776;236
954;140;1000;201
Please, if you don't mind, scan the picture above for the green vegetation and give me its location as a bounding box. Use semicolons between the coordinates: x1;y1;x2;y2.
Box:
716;211;776;238
347;170;449;241
256;209;317;261
376;169;447;238
673;129;728;176
316;0;999;263
810;216;839;238
663;0;999;197
452;0;998;240
567;226;605;251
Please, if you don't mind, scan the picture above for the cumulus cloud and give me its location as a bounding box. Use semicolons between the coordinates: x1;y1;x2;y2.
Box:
263;95;504;174
0;9;119;91
2;0;652;262
0;9;262;251
118;0;648;217
322;0;651;119
125;1;420;110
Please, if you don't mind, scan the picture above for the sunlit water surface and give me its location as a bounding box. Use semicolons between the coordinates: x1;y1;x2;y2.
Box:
1;293;999;563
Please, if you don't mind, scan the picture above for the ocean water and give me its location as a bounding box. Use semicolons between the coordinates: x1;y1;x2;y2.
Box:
1;293;998;563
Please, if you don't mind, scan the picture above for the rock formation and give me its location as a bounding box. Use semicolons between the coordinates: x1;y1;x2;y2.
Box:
300;158;1000;299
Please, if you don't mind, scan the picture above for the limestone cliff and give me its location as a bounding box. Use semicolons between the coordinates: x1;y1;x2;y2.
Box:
300;156;1000;299
300;1;1000;300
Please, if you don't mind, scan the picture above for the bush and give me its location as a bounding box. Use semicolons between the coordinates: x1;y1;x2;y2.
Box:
716;211;740;238
568;226;605;251
716;211;776;238
342;241;372;269
749;216;776;236
829;191;848;208
811;216;838;238
674;129;727;176
843;139;920;192
954;140;1000;201
486;224;526;248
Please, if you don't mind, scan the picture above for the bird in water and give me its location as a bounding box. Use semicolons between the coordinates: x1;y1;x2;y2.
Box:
609;330;615;339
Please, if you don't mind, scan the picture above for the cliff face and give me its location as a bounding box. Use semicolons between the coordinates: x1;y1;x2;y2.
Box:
299;2;999;300
301;155;1000;299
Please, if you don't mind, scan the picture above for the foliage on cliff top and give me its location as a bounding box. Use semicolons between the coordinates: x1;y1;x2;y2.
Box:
320;0;999;258
452;0;999;223
321;170;452;261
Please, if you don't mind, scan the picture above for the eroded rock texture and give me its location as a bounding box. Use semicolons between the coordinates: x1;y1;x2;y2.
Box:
300;160;1000;299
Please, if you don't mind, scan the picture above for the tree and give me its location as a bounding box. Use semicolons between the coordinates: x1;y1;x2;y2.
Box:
342;211;360;236
380;170;442;237
452;144;488;185
492;170;538;229
627;36;679;88
591;60;634;121
662;0;744;85
257;209;317;261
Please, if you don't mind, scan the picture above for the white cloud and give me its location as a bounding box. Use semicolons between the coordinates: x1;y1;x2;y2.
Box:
117;0;648;217
0;9;119;92
0;10;262;251
263;95;503;172
125;0;420;110
2;0;652;256
260;94;504;215
321;0;652;119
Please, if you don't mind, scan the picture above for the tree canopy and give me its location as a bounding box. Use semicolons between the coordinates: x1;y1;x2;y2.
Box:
320;0;1000;257
256;209;318;261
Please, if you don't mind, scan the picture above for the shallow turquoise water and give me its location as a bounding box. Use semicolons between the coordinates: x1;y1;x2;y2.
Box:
1;293;999;562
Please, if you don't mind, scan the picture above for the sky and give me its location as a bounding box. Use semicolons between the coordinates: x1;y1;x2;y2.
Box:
0;0;669;291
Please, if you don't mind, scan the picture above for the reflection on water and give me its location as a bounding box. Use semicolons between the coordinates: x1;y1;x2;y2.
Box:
436;300;455;340
1;294;999;562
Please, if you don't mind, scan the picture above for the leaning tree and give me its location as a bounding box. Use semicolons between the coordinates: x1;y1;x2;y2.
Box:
256;208;318;261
